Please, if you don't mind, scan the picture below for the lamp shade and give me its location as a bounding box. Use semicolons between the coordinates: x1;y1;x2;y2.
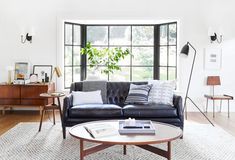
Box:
54;67;62;77
207;76;221;85
180;44;189;56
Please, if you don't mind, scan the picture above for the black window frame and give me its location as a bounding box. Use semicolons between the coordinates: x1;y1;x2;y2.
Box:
64;22;177;89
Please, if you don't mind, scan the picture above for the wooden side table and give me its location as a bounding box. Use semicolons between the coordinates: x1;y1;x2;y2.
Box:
38;92;65;132
204;94;233;118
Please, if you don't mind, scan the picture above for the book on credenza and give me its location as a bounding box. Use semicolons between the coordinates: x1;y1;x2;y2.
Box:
84;123;117;138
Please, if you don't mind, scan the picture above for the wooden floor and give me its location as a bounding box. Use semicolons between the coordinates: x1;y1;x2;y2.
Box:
0;110;235;136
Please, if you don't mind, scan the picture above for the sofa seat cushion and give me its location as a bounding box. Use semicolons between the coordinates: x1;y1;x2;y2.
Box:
123;104;178;118
69;104;122;118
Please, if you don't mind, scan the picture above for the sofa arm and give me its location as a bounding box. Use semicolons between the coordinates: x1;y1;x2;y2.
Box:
173;95;184;126
63;94;73;120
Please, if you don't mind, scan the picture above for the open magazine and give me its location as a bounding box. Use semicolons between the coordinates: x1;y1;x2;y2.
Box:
84;123;117;138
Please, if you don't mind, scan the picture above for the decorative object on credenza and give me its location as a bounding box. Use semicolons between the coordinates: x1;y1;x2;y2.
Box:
6;66;14;84
208;27;223;43
207;76;221;96
50;66;62;82
33;65;52;83
29;74;38;83
14;62;30;80
13;79;30;84
180;42;214;126
204;48;222;70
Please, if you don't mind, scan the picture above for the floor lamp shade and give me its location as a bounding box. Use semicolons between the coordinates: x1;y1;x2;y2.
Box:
180;44;189;56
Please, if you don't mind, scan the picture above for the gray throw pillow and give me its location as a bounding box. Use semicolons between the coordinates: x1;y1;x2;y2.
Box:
125;84;152;105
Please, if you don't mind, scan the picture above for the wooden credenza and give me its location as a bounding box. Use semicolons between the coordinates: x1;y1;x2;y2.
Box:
0;83;55;115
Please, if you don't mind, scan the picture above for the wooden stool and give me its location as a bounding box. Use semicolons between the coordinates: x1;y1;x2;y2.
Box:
38;92;65;132
204;94;233;118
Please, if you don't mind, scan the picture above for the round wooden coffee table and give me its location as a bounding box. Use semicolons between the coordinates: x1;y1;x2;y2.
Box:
69;120;182;160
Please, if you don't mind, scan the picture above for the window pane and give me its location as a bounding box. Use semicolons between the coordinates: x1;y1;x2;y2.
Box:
132;47;153;66
87;26;108;45
73;46;80;66
86;47;107;65
109;67;130;81
109;47;131;66
160;67;167;80
169;24;176;45
64;46;72;66
169;46;176;66
65;24;72;45
65;67;72;88
168;67;176;80
73;25;81;45
160;47;167;66
132;26;154;45
87;66;108;80
160;25;168;45
73;67;80;82
110;26;131;45
132;67;153;81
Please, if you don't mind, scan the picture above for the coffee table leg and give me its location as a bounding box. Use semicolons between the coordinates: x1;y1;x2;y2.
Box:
80;139;84;160
136;141;172;160
123;145;126;155
167;141;171;160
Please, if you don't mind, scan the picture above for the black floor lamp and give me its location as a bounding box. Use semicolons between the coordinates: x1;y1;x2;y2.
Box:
180;42;214;126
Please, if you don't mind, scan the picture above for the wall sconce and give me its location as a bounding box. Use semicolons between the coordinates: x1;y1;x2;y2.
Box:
208;27;223;44
21;33;33;43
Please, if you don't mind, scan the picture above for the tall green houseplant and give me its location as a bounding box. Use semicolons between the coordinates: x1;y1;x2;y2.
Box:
81;42;130;76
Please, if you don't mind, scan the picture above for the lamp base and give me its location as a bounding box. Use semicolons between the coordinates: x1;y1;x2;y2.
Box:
184;97;214;126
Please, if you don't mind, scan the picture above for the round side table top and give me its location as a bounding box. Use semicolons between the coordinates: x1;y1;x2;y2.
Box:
69;120;182;145
40;92;65;98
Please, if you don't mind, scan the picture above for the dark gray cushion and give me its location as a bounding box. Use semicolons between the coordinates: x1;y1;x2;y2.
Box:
69;104;122;118
123;104;177;118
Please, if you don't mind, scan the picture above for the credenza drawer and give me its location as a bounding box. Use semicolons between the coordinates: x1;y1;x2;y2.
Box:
0;85;20;99
0;99;21;105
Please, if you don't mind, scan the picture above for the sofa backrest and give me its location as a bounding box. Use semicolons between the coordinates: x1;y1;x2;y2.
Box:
70;81;147;106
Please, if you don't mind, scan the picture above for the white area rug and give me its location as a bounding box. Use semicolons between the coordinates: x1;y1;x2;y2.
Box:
0;122;235;160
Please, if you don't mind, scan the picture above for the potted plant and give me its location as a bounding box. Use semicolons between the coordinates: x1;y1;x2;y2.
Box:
81;42;130;79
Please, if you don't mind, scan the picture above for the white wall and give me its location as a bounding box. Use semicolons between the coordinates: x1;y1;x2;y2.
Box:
0;0;235;111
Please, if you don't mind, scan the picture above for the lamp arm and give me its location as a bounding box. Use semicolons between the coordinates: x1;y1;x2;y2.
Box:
50;69;55;82
183;42;197;112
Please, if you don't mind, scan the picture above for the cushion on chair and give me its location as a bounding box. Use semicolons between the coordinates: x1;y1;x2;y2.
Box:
69;104;122;118
122;104;178;118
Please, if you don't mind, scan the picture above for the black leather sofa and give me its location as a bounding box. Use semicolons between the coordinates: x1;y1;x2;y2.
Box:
62;81;184;138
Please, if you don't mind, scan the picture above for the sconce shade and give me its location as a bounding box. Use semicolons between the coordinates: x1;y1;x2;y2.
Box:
54;66;62;77
180;44;189;56
207;76;221;85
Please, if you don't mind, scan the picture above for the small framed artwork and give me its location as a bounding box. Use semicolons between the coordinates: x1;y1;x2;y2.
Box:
14;62;30;80
204;48;222;70
33;65;53;83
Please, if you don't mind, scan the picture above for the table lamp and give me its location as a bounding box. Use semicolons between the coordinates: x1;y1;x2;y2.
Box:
50;66;62;82
207;76;221;96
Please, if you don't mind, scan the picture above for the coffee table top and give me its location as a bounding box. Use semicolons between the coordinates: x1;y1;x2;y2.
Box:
69;120;182;145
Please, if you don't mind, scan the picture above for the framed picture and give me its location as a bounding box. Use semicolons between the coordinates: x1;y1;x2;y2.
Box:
14;62;30;80
33;65;53;82
204;48;222;70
